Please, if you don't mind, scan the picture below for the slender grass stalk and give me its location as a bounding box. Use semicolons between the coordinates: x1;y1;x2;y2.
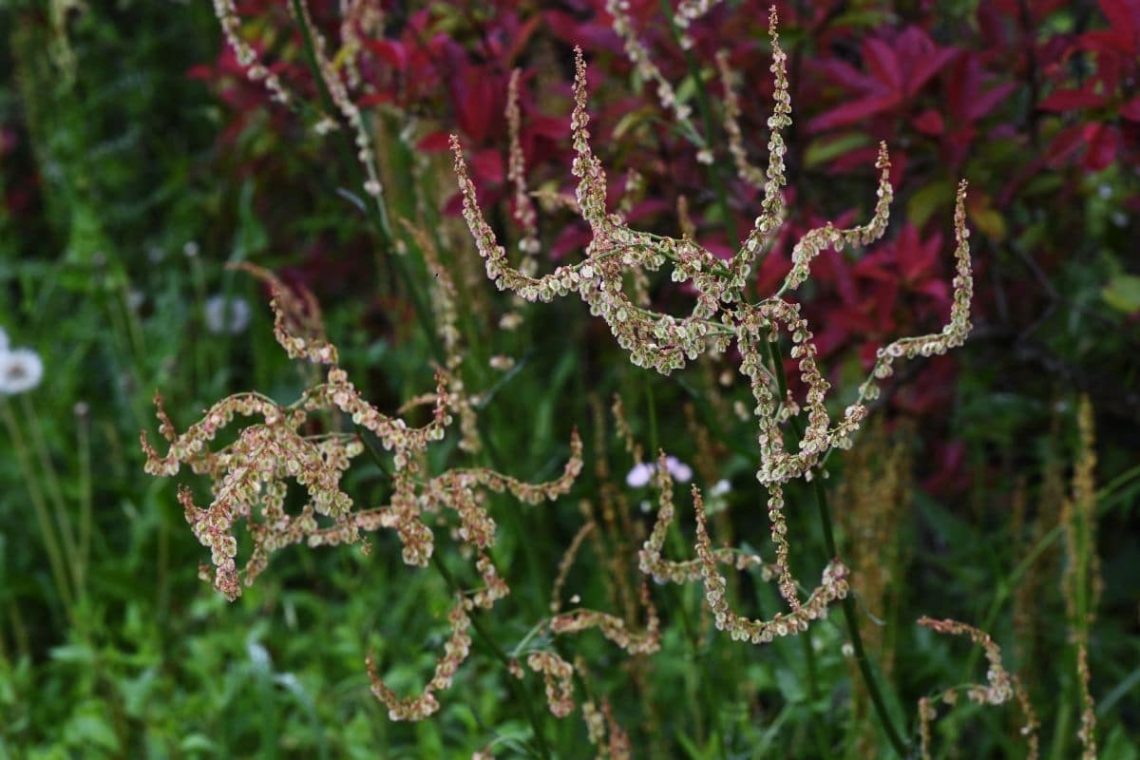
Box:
20;395;82;595
7;602;30;661
75;402;93;591
659;0;740;247
188;249;211;387
1;400;75;614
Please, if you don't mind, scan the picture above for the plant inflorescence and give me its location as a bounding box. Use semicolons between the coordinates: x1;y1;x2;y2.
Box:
133;2;1111;757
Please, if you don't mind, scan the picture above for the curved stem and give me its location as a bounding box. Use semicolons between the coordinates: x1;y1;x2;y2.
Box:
356;428;551;758
765;341;910;757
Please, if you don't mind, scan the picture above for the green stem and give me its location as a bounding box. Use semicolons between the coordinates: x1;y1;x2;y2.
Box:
429;553;552;760
765;341;909;757
660;0;740;247
288;0;443;364
76;404;93;593
814;478;909;758
20;395;82;595
2;400;75;614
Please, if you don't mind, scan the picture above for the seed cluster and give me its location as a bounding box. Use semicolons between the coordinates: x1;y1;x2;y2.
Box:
453;13;974;493
638;454;770;586
142;266;582;721
916;616;1039;760
451;8;975;663
606;0;695;123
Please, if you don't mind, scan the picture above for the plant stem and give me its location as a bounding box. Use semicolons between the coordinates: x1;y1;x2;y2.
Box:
22;396;82;595
288;0;443;364
660;0;740;247
1;400;75;615
763;341;910;757
429;553;552;760
813;477;909;758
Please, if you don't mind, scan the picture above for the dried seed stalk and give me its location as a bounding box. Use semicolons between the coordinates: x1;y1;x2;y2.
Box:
142;266;582;721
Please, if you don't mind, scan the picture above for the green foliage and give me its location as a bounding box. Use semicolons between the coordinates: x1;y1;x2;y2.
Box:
1;1;1137;758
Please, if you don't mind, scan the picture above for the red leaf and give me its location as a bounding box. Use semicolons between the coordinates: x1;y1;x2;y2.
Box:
863;38;903;94
1040;88;1111;111
1083;123;1119;171
470;148;504;186
416;131;451;152
1098;0;1140;49
450;69;505;144
1121;95;1140;121
813;58;880;93
1046;125;1086;165
505;16;543;65
808;92;902;131
366;39;409;71
356;92;394;107
914;109;945;135
896;28;957;97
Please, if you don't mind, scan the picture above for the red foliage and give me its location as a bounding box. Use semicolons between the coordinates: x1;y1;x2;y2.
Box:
188;1;1137;498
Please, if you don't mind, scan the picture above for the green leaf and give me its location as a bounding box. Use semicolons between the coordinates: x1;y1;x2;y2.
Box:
968;204;1007;242
178;734;218;752
1102;274;1140;313
1102;724;1140;760
50;643;97;666
907;180;954;230
64;705;120;752
804;133;870;169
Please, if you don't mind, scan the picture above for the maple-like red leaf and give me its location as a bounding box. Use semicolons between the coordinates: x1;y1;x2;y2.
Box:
809;27;956;132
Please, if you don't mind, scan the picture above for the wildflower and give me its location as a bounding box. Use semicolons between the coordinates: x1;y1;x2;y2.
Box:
710;479;732;497
0;347;44;395
626;456;692;488
489;355;515;372
626;462;654;488
204;294;252;335
664;456;692;483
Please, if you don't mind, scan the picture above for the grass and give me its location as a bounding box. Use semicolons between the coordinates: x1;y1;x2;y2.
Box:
2;2;1139;758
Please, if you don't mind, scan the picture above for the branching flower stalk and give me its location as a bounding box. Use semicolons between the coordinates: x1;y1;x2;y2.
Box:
452;9;973;756
209;0;443;361
606;0;697;133
916;617;1039;760
141;265;582;729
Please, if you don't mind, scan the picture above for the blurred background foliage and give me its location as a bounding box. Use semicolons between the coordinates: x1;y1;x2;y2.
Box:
0;0;1137;757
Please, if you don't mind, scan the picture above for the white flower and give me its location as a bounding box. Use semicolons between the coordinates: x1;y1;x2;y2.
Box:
204;295;252;335
0;348;44;394
710;479;732;497
626;456;694;487
489;355;516;372
626;462;655;488
664;456;693;483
